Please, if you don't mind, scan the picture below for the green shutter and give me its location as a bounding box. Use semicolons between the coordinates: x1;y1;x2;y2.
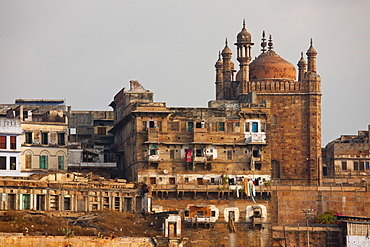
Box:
58;156;64;170
40;155;48;169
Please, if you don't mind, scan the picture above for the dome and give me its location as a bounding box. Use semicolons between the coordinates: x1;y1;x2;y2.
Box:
297;52;306;67
221;45;232;56
249;50;296;81
306;45;317;56
237;27;252;44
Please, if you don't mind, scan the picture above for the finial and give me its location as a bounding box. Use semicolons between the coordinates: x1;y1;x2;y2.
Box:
218;51;221;59
268;34;274;50
261;30;267;53
225;38;228;46
310;38;313;46
301;52;304;57
243;19;246;28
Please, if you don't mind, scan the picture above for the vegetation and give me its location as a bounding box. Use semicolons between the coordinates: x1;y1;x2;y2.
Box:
315;210;342;224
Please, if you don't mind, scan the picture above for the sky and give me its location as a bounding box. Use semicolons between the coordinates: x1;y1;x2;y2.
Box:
0;0;369;146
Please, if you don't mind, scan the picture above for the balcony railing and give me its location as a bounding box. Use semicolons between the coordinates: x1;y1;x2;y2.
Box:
245;132;266;143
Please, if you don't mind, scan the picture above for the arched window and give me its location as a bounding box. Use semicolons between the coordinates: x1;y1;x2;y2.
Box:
271;115;278;125
272;160;280;179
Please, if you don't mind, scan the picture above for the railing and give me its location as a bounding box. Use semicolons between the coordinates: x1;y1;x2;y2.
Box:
68;162;116;168
245;132;266;143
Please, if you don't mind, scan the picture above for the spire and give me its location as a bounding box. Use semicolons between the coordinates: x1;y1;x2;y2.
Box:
297;51;307;82
261;31;267;53
222;38;232;56
306;38;317;72
268;34;274;50
243;18;246;28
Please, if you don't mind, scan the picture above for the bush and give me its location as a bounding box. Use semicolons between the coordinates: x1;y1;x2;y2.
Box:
315;210;342;224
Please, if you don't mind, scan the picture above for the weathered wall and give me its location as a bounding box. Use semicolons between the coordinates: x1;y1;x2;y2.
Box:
0;236;155;247
153;199;271;247
271;185;370;226
272;226;341;247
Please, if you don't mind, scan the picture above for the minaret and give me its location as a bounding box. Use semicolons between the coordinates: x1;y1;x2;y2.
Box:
215;51;223;100
221;38;233;82
234;19;254;95
221;38;233;99
297;52;307;82
306;39;317;73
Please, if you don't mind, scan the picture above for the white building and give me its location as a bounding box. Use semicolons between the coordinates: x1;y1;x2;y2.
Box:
0;118;28;176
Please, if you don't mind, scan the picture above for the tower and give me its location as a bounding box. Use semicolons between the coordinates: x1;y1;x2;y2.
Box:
234;20;254;96
214;24;322;184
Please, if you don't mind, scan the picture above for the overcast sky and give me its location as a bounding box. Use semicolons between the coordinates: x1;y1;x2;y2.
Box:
0;0;369;145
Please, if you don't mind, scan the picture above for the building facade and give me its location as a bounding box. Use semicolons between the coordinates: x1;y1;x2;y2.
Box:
0;99;68;173
323;125;370;179
0;117;23;176
67;110;116;177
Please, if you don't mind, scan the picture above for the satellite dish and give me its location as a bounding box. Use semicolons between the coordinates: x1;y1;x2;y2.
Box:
163;170;168;174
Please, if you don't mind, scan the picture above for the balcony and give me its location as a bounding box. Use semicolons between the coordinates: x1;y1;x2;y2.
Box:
147;155;159;162
245;132;266;144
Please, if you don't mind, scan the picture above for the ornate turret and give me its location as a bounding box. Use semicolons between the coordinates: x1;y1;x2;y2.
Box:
221;38;233;84
235;20;254;93
306;39;317;73
297;52;307;82
215;51;223;100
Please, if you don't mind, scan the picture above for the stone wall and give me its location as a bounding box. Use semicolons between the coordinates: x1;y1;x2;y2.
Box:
0;236;155;247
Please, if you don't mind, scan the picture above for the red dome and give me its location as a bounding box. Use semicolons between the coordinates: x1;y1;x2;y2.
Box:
249;50;296;81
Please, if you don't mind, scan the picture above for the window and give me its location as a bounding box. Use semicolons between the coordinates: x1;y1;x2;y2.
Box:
10;157;16;170
196;149;204;157
58;133;66;145
261;122;266;132
40;155;48;169
341;161;347;170
42;132;48;145
187;122;193;131
366;162;370;170
149;120;155;128
149;177;156;184
196;122;202;128
169;177;176;184
25;132;33;144
360;162;365;170
354;162;359;171
149;145;158;155
255;162;262;170
211;178;215;184
272;160;280;178
252;122;258;132
253;147;261;157
169;122;179;131
218;122;225;131
227;150;233;160
142;121;147;131
58;156;64;170
271;115;278;125
185;178;189;184
170;150;175;159
97;127;106;135
211;211;216;217
0;136;6;149
185;210;189;217
0;157;6;169
10;136;16;149
25;155;32;168
197;211;204;217
245;122;250;132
